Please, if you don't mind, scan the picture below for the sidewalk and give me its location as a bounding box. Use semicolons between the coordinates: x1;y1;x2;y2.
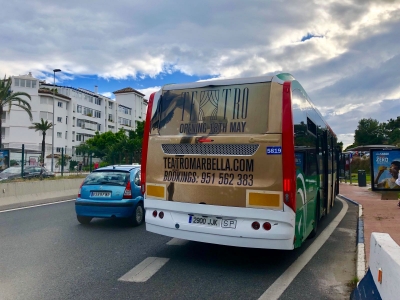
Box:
339;182;400;264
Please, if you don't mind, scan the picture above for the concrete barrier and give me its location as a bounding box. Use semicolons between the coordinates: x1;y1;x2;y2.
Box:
351;233;400;299
0;178;83;207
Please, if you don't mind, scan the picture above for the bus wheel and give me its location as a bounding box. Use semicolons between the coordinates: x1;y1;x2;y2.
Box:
308;195;320;239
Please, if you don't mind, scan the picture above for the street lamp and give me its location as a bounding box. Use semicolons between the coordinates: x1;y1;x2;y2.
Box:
51;68;61;172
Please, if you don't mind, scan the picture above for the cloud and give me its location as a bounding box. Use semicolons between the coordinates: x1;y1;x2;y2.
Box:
101;92;114;99
1;0;400;146
137;86;161;100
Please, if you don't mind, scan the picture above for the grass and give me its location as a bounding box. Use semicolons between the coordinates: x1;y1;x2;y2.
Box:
350;173;371;183
346;277;359;290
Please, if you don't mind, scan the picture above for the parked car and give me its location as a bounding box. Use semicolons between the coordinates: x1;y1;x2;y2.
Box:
75;165;144;226
0;166;55;181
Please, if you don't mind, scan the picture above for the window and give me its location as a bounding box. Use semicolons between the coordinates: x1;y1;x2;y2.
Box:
1;112;6;120
94;111;101;118
58;102;63;107
20;79;25;87
65;103;68;110
57;117;62;122
76;134;83;141
109;102;113;109
77;105;82;113
26;80;31;88
14;78;19;86
65;131;68;139
39;111;53;120
32;81;37;88
57;132;62;138
119;105;132;115
56;147;62;153
97;124;101;131
66;116;68;124
95;98;101;105
119;117;131;126
108;114;113;122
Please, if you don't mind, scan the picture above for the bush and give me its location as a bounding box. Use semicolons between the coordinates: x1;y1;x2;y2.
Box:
350;156;370;173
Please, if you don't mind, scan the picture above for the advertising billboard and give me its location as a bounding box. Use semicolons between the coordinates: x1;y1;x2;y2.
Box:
370;149;400;191
0;149;10;171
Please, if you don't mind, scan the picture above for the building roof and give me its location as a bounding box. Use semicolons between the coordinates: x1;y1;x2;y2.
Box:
38;88;71;100
346;145;399;151
113;87;145;96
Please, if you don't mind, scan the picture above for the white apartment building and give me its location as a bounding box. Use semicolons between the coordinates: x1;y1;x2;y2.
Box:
2;73;147;168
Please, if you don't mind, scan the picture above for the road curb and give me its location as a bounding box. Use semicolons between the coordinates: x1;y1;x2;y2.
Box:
337;194;366;282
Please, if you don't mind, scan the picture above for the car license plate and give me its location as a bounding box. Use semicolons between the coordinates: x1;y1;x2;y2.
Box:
91;192;111;197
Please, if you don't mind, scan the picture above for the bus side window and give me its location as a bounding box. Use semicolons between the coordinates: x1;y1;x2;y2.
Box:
306;151;317;176
295;152;305;172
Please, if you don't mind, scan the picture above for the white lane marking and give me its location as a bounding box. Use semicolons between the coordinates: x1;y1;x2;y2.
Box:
0;199;75;213
258;198;348;300
167;238;189;246
119;257;169;283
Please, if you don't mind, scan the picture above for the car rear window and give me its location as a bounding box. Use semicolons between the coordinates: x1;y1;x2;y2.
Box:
83;171;129;186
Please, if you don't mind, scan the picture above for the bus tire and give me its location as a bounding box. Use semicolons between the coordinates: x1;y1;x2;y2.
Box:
308;195;320;239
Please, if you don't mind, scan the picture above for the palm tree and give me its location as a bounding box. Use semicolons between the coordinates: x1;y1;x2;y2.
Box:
29;118;53;165
0;75;33;147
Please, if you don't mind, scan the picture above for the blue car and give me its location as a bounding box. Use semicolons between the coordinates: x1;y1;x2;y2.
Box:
75;165;144;226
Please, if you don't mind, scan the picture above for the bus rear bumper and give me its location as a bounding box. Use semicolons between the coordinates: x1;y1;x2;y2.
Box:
145;199;295;250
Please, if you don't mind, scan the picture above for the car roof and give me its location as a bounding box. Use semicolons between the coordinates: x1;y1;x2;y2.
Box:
94;165;140;172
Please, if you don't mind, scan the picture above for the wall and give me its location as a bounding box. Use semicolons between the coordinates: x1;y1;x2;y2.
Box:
0;178;82;207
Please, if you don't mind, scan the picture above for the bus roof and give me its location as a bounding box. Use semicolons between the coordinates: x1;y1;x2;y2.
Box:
161;74;290;91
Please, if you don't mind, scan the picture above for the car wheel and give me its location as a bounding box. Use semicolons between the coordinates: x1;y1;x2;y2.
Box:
77;215;92;225
127;202;145;227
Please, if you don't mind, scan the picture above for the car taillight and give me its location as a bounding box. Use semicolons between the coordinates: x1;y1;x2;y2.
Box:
123;180;132;199
78;181;84;198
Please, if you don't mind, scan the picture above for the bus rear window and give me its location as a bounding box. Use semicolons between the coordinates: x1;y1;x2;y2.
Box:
151;82;271;135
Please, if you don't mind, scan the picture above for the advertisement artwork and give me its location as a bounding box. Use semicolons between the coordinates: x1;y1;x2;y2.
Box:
0;149;10;171
371;149;400;191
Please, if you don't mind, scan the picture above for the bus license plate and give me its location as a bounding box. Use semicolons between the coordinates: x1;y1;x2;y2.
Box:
189;215;220;227
91;192;111;197
221;219;237;229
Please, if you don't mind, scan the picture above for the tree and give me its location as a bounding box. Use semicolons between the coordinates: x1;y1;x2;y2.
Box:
29;118;53;165
0;75;32;147
354;118;385;146
76;121;145;165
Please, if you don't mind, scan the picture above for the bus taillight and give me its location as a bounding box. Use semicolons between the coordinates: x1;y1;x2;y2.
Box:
141;92;156;196
282;81;296;212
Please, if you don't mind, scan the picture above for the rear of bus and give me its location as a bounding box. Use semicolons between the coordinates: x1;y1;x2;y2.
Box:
142;75;297;250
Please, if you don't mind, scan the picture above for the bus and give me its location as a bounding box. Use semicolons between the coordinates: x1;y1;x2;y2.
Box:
141;73;339;250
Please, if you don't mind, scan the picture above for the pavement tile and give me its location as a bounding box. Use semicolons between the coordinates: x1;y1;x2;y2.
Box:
339;183;400;264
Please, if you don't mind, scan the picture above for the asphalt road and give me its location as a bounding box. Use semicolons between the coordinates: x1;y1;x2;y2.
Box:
0;198;357;300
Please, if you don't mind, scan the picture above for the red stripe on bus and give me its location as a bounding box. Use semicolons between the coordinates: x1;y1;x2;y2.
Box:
282;82;296;212
141;92;156;194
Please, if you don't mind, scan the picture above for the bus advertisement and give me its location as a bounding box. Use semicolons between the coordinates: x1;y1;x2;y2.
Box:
141;73;339;250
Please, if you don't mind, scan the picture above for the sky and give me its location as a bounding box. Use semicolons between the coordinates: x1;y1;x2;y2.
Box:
1;0;400;148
